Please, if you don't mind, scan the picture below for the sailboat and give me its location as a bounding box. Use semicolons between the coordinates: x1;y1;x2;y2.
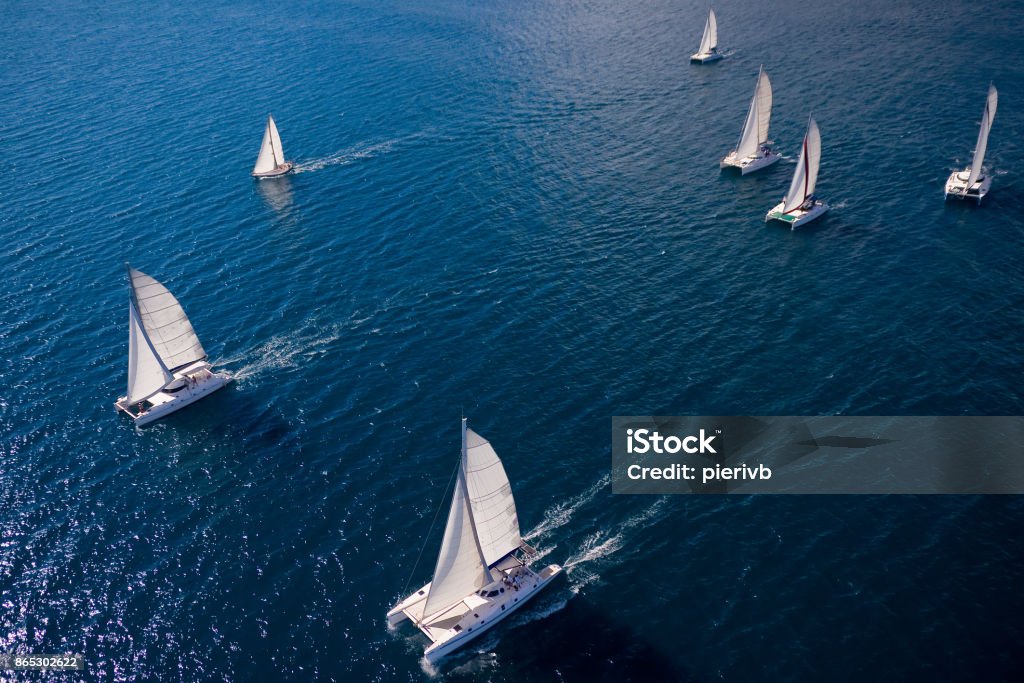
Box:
114;265;231;426
690;9;723;63
721;66;780;174
724;67;778;175
387;418;563;663
766;115;829;229
251;114;293;178
945;84;998;204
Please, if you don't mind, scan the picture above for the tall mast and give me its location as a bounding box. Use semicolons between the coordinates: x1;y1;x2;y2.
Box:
802;136;810;199
268;116;279;166
460;417;493;577
966;84;997;188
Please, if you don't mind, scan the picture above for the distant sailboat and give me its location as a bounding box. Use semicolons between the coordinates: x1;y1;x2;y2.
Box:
691;9;723;63
766;115;829;228
114;265;231;426
945;84;998;204
387;418;563;663
252;114;294;178
721;66;780;174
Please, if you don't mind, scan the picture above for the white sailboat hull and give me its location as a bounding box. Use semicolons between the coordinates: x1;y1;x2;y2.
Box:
252;162;294;178
690;51;723;63
944;169;991;204
721;150;780;174
116;364;231;426
766;199;829;229
388;562;563;663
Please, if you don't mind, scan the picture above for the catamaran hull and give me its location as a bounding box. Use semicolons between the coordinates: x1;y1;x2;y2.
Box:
425;568;560;663
425;565;562;663
944;170;991;204
387;581;431;628
252;163;294;178
721;151;780;175
765;200;829;229
691;52;723;63
389;563;563;664
116;372;231;426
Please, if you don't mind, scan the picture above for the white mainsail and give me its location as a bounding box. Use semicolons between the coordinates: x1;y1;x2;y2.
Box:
735;67;772;159
253;115;286;174
422;421;494;619
966;85;998;186
128;267;207;372
464;429;522;567
698;9;718;54
126;300;172;404
782;116;822;213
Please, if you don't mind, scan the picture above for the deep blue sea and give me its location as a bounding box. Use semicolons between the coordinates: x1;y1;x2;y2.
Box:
2;0;1023;680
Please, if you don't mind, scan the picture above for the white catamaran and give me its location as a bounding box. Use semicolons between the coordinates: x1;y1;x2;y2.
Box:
387;419;562;663
252;114;293;178
945;84;998;204
690;9;722;63
114;265;231;426
766;115;829;229
721;66;779;174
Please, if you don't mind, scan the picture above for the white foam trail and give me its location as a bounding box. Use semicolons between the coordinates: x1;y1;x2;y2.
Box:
620;496;670;531
502;507;659;632
530;543;555;563
292;140;396;174
564;530;624;570
522;475;668;591
561;497;670;590
219;320;344;382
524;473;609;542
418;658;440;679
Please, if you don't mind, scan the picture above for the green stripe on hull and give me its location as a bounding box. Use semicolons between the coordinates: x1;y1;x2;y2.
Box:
767;211;797;223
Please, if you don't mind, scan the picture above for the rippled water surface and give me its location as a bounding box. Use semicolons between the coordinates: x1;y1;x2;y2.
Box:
2;1;1023;680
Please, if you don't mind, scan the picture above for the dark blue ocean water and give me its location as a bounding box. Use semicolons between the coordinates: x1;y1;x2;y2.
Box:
2;0;1023;680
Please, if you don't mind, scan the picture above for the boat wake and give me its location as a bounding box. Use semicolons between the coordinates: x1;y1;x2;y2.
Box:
292;139;398;174
501;496;673;638
419;658;439;679
218;320;344;382
524;473;609;542
482;498;673;652
562;496;670;588
564;530;624;571
522;472;670;593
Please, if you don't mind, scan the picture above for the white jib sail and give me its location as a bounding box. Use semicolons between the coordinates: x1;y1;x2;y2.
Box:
464;428;522;567
128;267;207;372
736;67;772;159
253;115;284;174
783;116;821;213
967;84;998;186
422;422;493;619
126;300;172;404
